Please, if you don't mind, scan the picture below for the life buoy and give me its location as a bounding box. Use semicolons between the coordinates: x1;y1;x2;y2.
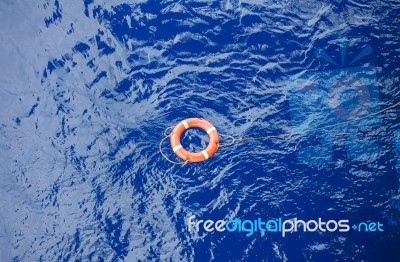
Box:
170;118;219;162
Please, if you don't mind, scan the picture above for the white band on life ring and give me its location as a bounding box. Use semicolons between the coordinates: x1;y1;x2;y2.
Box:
181;120;189;129
206;126;216;134
201;150;209;160
173;144;183;152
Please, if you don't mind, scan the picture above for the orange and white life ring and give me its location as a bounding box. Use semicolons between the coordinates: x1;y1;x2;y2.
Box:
170;118;219;162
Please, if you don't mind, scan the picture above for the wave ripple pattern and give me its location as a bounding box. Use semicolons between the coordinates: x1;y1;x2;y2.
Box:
0;0;400;261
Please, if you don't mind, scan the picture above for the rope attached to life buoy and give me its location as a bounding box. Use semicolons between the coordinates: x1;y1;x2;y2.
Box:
160;101;400;165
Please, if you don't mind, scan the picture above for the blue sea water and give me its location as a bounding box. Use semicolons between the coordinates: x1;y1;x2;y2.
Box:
1;0;400;261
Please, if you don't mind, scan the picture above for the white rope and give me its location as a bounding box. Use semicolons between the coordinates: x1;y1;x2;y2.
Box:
159;101;400;163
159;131;189;166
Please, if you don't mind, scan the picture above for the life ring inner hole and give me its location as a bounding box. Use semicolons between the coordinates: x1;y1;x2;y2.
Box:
181;127;210;152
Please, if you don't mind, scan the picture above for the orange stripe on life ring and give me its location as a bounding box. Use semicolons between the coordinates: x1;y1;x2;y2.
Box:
170;118;219;163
